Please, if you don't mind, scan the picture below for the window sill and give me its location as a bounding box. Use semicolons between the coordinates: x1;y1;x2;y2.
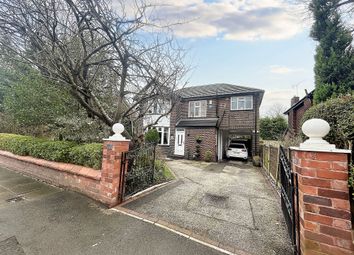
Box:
230;109;254;112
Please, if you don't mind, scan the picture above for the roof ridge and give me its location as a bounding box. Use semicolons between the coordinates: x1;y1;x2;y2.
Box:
176;83;264;99
181;83;260;90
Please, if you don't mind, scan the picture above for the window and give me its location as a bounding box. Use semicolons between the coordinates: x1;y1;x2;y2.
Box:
157;127;170;145
229;143;246;149
230;96;253;110
188;100;207;117
147;100;170;114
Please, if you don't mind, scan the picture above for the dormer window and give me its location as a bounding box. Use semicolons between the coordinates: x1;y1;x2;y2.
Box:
231;96;253;110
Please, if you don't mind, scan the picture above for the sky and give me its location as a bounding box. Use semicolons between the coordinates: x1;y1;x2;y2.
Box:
118;0;317;116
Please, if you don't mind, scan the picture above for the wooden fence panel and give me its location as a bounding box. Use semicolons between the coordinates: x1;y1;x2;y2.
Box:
269;146;279;183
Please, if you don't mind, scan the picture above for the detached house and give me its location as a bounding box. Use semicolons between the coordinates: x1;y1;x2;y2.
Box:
142;99;171;156
170;83;264;161
283;90;314;138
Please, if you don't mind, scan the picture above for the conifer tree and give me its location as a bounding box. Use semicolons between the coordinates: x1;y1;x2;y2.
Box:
310;0;354;103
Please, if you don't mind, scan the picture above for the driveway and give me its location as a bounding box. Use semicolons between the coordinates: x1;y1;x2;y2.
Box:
122;160;293;255
0;165;225;255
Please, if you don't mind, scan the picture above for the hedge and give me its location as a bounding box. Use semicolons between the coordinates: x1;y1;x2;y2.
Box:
0;133;102;169
301;95;353;149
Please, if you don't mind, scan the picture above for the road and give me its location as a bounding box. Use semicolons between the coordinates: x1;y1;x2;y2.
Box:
0;165;225;255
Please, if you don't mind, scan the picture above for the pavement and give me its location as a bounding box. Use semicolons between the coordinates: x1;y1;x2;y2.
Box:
0;165;226;255
123;159;293;255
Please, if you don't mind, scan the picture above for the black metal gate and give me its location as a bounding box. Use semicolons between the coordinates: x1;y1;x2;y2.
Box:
119;143;156;201
279;146;300;255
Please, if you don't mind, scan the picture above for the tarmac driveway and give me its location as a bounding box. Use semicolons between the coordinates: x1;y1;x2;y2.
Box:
123;160;293;255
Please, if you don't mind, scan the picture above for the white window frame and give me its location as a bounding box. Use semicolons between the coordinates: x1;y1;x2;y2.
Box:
156;127;170;145
189;100;207;117
230;96;253;110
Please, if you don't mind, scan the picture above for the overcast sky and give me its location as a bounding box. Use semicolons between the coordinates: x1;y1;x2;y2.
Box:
118;0;317;116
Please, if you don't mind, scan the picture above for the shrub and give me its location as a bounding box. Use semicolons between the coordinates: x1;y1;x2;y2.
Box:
349;164;354;200
260;116;287;140
0;133;102;169
154;160;174;183
204;150;213;162
69;143;103;169
195;135;203;143
30;140;76;162
301;95;354;149
252;156;261;167
145;128;159;144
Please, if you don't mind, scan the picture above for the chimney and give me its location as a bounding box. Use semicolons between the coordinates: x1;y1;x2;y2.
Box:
291;96;299;106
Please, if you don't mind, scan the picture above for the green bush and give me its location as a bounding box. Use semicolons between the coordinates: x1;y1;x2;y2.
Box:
154;160;174;183
252;156;261;167
69;143;103;169
0;133;102;169
204;150;213;162
260;116;287;140
145;128;159;144
349;164;354;200
302;95;354;149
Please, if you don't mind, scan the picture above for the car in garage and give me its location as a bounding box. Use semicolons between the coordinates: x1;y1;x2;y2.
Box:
226;143;248;160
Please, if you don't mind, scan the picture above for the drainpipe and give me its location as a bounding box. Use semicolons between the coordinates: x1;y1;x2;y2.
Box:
254;94;258;157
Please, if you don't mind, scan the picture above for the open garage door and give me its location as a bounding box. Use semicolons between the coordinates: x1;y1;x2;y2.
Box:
228;134;252;158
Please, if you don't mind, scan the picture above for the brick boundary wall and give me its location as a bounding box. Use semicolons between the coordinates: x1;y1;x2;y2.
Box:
291;149;354;255
0;150;102;201
0;140;130;207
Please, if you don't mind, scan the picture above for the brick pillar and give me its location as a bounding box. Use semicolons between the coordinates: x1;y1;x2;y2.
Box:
292;149;353;255
100;140;129;207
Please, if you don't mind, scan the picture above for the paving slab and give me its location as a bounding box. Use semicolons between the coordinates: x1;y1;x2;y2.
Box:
0;166;225;255
123;159;293;255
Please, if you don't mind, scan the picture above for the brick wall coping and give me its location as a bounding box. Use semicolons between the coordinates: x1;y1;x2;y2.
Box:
0;150;101;181
290;146;351;154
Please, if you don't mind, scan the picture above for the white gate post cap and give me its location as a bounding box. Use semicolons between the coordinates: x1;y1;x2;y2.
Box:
103;123;130;141
300;118;335;150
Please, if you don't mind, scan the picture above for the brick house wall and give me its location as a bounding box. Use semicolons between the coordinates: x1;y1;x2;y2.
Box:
285;92;314;136
184;128;217;161
289;97;312;135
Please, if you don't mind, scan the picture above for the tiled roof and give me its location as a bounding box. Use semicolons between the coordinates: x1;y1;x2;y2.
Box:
176;118;219;127
177;83;264;99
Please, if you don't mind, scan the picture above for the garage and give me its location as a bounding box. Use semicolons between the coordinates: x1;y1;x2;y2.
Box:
217;130;253;161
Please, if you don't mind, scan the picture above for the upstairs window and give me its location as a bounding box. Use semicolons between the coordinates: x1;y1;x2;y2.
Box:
147;100;170;114
231;96;253;110
188;100;207;117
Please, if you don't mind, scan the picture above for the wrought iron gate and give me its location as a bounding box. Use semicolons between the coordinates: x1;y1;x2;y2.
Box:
279;146;300;255
119;143;156;201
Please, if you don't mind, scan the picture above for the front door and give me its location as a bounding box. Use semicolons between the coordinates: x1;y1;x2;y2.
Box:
174;128;185;156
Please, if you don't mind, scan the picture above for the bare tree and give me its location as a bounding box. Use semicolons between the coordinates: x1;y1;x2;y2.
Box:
266;103;288;118
0;0;187;137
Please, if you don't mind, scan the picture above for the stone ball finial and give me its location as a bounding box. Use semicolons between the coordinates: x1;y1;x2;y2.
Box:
300;118;335;150
104;123;128;141
302;118;330;139
112;123;124;135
